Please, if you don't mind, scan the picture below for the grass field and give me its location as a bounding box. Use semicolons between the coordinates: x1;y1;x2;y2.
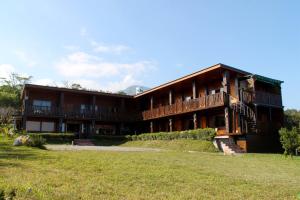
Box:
1;136;300;200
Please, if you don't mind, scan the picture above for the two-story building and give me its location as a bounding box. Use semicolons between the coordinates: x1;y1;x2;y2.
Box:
16;63;284;152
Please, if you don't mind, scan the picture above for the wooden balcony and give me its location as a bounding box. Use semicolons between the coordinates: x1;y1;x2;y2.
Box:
25;106;140;122
142;92;227;120
241;91;282;107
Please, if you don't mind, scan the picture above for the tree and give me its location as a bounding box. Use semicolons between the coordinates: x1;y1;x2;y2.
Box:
0;73;32;108
279;127;300;157
61;81;84;90
71;83;83;90
284;109;300;129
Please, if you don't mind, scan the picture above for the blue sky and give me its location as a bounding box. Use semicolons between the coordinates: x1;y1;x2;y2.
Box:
0;0;299;109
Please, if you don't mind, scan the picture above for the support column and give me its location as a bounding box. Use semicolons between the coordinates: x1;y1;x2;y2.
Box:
91;120;96;135
169;90;172;105
150;96;153;110
193;113;197;129
150;121;153;133
22;90;29;131
223;71;232;134
169;118;173;132
225;107;230;133
192;80;197;99
58;92;64;132
235;77;239;99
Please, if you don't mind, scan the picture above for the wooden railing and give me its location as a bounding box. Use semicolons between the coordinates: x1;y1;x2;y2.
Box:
25;105;61;117
241;90;282;107
142;92;226;120
25;106;141;122
254;91;282;107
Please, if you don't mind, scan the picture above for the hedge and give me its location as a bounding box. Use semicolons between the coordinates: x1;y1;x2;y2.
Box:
28;133;75;144
126;128;216;141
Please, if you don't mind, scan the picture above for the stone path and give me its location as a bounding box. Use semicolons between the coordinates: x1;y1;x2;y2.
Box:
45;145;163;152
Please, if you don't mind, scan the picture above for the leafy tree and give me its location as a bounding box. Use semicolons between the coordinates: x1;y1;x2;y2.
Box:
284;109;300;129
0;73;32;108
117;91;127;95
71;83;83;90
279;127;300;157
0;73;32;125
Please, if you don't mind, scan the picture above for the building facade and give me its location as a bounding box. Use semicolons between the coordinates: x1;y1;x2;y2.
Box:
17;64;284;152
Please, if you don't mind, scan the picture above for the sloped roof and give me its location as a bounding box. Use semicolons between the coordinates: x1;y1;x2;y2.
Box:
134;63;251;97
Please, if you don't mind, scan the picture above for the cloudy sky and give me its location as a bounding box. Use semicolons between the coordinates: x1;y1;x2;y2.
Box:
0;1;299;109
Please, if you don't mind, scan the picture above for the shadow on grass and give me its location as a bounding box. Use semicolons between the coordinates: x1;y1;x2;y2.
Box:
0;137;53;167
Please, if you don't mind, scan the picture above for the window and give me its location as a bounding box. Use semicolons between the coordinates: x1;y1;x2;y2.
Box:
33;100;51;112
80;104;90;113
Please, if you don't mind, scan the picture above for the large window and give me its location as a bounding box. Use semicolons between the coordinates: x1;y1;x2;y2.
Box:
33;100;51;112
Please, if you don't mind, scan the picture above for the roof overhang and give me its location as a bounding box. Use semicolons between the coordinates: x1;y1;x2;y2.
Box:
134;63;251;98
245;74;283;87
22;84;134;99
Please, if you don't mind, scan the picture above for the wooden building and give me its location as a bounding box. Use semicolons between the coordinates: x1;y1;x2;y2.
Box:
17;63;284;152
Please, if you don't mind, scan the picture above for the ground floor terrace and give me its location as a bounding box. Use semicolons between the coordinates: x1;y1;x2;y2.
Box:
20;116;136;138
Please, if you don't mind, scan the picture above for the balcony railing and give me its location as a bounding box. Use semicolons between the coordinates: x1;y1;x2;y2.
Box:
241;90;282;107
25;105;61;117
25;106;141;122
142;92;226;120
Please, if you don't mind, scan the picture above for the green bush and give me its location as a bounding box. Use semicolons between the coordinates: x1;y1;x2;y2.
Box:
28;133;75;144
279;127;300;157
126;128;216;141
0;189;4;200
26;135;46;149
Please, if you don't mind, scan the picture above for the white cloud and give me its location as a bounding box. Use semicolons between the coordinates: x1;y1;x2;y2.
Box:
91;41;130;54
54;51;156;92
106;74;140;92
0;64;15;79
55;51;155;79
33;78;58;86
14;50;37;67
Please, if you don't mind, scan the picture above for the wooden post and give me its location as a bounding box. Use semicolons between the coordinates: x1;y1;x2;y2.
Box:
91;120;95;135
235;77;239;99
169;90;172;105
192;80;197;99
58;92;64;132
150;96;153;110
223;71;231;133
23;90;29;130
193;113;197;129
169;118;173;132
225;107;230;133
150;121;153;133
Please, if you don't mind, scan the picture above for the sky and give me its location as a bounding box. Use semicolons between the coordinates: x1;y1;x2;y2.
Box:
0;0;299;109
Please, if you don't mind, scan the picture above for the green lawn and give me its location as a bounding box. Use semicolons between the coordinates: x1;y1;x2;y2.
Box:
1;136;300;200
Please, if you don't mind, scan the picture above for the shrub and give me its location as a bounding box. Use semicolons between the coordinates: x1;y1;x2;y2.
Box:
0;126;15;138
126;128;216;142
0;189;4;200
279;127;300;157
28;133;75;144
26;135;46;149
